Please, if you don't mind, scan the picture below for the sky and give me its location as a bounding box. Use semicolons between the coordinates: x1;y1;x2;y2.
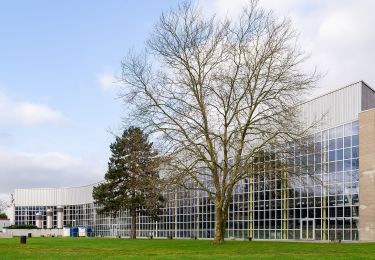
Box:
0;0;374;201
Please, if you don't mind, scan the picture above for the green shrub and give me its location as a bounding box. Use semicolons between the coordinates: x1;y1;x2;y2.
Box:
4;224;39;229
0;212;7;219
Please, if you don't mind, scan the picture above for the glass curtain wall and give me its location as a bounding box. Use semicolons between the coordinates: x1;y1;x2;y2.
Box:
14;121;359;240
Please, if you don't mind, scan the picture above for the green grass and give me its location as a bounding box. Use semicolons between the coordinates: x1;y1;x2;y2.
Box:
1;237;375;259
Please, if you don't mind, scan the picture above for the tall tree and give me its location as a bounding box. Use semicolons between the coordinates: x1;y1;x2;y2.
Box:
120;0;319;243
93;126;163;239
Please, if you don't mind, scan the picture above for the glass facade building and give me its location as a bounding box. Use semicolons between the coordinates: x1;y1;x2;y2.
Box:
10;81;375;241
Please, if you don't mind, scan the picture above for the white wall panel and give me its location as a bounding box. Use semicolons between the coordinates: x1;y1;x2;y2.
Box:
300;81;363;131
14;183;98;206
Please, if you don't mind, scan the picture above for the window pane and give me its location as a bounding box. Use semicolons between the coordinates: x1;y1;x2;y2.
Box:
336;138;343;149
352;135;359;146
352;121;359;135
344;123;352;136
336;126;343;138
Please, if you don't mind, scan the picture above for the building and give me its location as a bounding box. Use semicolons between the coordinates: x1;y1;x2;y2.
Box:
11;81;375;241
0;220;10;230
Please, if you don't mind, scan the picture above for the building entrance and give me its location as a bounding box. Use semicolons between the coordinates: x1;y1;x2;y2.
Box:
301;219;314;240
111;224;118;237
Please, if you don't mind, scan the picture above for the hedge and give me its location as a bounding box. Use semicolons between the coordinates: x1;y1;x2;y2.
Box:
4;224;39;229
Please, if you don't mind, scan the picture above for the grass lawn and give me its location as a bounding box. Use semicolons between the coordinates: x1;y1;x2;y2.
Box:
1;237;375;259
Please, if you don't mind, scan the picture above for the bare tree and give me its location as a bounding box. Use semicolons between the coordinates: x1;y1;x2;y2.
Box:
120;0;318;243
0;199;9;213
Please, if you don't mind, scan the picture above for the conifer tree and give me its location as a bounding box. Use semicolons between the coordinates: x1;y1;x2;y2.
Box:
93;126;163;239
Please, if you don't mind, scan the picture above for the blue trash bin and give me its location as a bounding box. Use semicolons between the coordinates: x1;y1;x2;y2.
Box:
70;227;79;237
86;227;92;237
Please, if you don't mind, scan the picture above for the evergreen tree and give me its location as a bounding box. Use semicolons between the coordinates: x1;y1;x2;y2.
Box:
93;126;163;239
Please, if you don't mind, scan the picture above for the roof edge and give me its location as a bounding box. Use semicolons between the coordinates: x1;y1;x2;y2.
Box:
301;80;364;106
14;181;103;192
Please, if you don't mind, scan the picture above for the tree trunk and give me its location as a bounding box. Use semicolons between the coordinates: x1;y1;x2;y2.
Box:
214;199;226;243
130;208;137;239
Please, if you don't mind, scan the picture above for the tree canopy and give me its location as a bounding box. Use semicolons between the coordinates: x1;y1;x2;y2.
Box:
120;0;318;243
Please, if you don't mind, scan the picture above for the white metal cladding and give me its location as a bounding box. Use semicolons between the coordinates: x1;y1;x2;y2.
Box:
300;81;363;131
14;184;96;206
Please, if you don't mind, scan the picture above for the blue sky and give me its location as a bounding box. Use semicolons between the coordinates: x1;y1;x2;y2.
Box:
0;0;181;195
1;0;374;199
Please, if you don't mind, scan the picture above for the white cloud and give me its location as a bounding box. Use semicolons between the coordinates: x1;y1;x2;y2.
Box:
199;0;375;95
311;0;375;90
0;132;13;146
98;69;120;91
0;149;103;194
0;92;64;126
